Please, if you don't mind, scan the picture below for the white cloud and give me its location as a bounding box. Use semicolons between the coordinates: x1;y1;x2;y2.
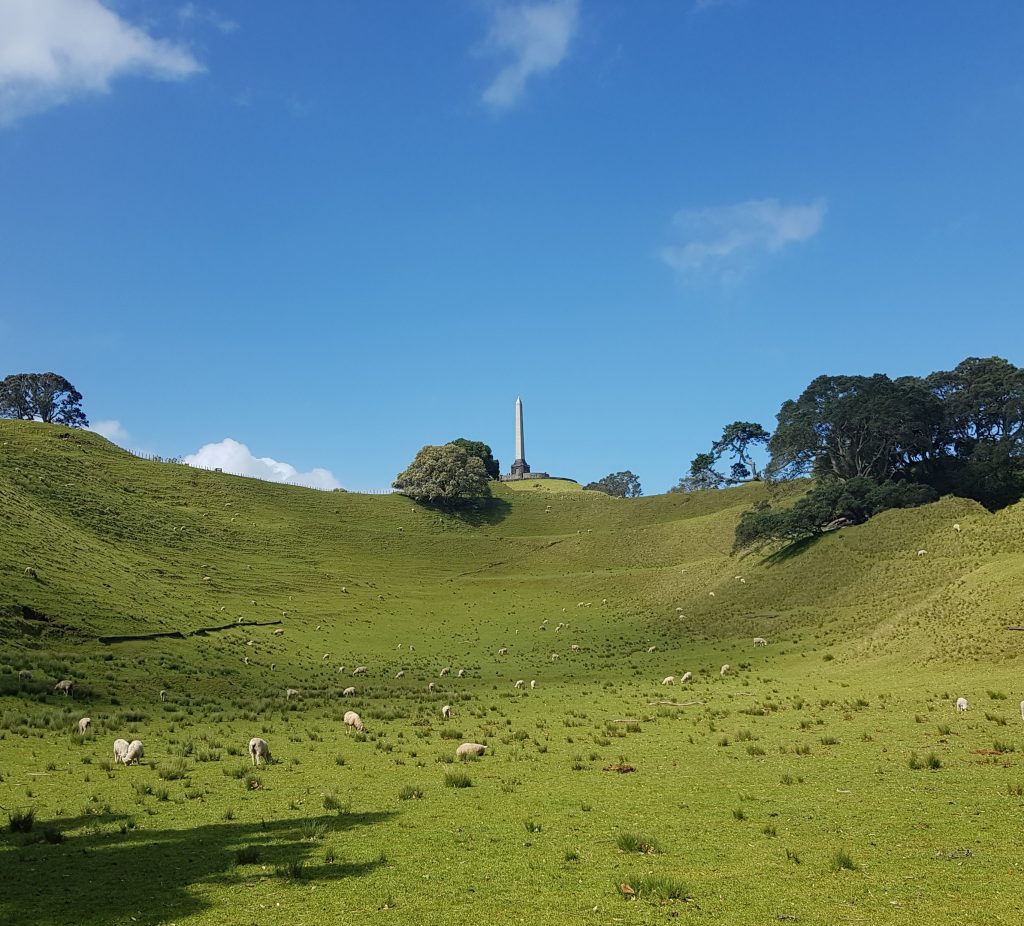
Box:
88;419;130;445
481;0;579;109
178;3;238;35
0;0;203;125
183;438;343;491
660;197;826;275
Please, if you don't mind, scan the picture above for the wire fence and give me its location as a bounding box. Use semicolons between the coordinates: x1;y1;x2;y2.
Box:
125;450;395;495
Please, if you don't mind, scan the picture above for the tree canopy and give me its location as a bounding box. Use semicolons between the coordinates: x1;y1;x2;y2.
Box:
393;443;491;506
0;372;88;428
448;438;499;480
712;421;771;480
584;471;642;498
669;452;725;493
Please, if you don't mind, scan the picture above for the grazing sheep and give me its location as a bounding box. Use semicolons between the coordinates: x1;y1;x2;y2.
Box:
530;680;537;689
753;637;768;647
272;628;284;636
24;566;37;578
409;645;415;652
286;688;300;700
550;653;560;661
159;689;168;702
124;740;145;765
708;591;716;598
455;742;486;758
441;704;452;719
243;656;250;665
570;644;580;653
457;668;466;678
514;679;525;689
662;676;675;686
498;647;508;655
271;664;276;671
352;666;367;676
77;717;91;734
646;646;657;654
956;696;968;713
1019;700;1024;721
113;738;130;764
917;550;927;556
953;523;961;533
343;710;365;732
720;664;731;676
54;679;74;696
395;670;405;678
323;653;330;661
343;686;356;696
18;669;30;682
440;667;451;677
248;737;272;766
681;671;693;683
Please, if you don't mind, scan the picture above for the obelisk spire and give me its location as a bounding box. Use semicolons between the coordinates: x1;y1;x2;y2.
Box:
511;396;530;478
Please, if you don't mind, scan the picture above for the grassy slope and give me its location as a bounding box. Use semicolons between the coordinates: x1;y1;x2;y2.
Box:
2;420;1024;925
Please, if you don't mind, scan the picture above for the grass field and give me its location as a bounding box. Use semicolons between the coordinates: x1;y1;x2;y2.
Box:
2;420;1024;925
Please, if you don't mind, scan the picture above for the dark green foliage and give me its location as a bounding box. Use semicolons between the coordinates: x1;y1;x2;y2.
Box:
713;421;771;480
0;373;88;428
617;874;688;901
7;808;34;832
670;452;725;493
615;832;661;854
448;438;500;480
443;770;472;788
393;444;491;506
584;471;642;498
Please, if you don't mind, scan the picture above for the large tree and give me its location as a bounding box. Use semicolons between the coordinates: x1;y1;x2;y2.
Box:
669;452;725;493
712;421;771;480
393;443;491;505
448;438;500;480
584;470;642;498
0;372;89;428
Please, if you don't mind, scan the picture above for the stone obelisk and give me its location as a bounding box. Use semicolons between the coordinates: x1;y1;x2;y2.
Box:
510;396;530;478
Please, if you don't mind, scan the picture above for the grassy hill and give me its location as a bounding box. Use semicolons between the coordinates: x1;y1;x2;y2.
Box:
2;420;1024;925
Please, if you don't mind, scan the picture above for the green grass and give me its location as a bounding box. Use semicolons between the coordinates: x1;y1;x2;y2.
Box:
1;419;1024;925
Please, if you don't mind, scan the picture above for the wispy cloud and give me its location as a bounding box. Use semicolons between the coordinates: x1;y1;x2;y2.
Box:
480;0;580;109
183;438;342;491
660;197;826;276
178;3;238;35
0;0;203;126
88;419;131;445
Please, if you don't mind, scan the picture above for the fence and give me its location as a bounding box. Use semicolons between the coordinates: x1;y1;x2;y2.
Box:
125;449;395;495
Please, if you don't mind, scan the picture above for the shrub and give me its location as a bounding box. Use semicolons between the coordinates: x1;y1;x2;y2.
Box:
399;785;423;801
8;809;33;832
617;874;688;902
444;770;472;788
615;832;660;855
235;846;260;865
831;849;857;871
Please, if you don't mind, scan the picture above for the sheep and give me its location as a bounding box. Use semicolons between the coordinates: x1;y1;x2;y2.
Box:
113;738;130;764
952;523;961;533
917;550;927;556
286;687;300;700
514;680;525;689
753;637;768;647
352;666;367;676
343;686;356;697
160;689;168;702
243;656;250;665
455;742;486;758
24;566;37;578
1020;700;1024;721
646;646;657;654
550;653;560;662
457;668;466;678
248;737;272;766
409;645;415;652
680;671;693;683
662;676;675;686
322;653;330;662
124;740;145;765
440;666;451;677
530;680;537;689
18;669;30;682
54;679;74;696
77;717;91;734
570;644;581;653
395;670;405;678
498;647;508;656
956;696;968;713
271;663;276;671
708;591;716;598
720;664;731;676
343;710;365;732
441;704;452;719
272;628;284;636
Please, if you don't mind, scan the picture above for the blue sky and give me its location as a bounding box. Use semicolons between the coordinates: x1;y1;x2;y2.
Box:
1;1;1022;492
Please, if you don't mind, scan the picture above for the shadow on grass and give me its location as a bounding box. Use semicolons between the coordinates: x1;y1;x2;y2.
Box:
417;496;512;527
0;809;394;926
763;534;822;565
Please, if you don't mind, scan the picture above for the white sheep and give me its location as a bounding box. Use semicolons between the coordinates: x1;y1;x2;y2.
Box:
248;737;272;765
343;710;365;732
917;550;927;556
113;738;130;764
243;656;250;665
77;717;91;734
953;523;961;533
395;670;405;678
514;679;525;689
18;669;30;682
457;669;466;678
286;688;300;699
753;637;768;647
441;704;452;719
646;646;657;654
124;740;145;765
551;653;560;662
498;647;508;656
570;644;581;653
456;742;486;758
272;628;284;636
956;696;968;713
54;679;74;696
323;653;330;661
160;689;168;702
440;667;451;677
530;680;537;689
681;671;693;683
662;676;675;686
1019;700;1024;721
352;666;367;676
708;591;716;598
720;664;731;676
343;686;356;696
428;682;437;692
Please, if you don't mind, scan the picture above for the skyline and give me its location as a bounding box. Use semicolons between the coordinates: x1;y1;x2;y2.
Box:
2;1;1022;492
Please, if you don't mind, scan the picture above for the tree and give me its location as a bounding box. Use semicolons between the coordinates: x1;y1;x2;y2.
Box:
393;444;491;506
584;471;642;498
448;438;500;480
0;372;88;428
669;452;725;493
712;421;771;480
